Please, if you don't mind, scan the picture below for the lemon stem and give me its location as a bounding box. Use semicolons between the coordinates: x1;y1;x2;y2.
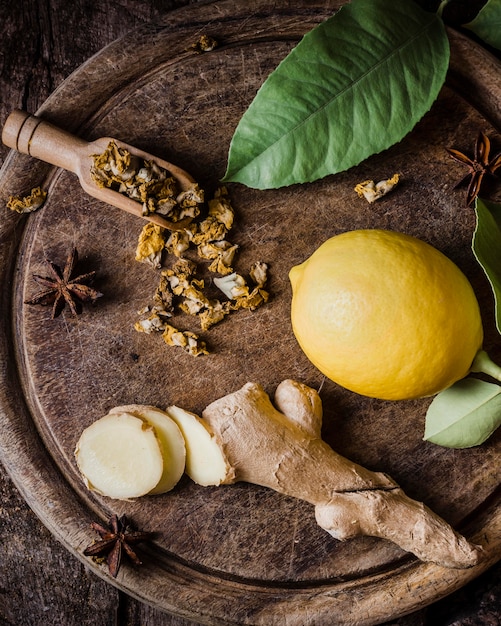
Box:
470;349;501;382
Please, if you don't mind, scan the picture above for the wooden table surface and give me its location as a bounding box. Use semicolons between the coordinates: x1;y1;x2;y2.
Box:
0;1;500;624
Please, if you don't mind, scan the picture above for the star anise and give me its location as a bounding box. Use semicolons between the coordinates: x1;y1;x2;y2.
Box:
83;514;154;578
447;131;501;207
25;247;103;318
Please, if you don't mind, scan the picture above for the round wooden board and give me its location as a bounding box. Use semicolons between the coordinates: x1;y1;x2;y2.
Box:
0;1;500;624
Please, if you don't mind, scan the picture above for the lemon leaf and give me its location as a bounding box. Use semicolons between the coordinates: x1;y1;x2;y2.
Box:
222;0;449;189
472;197;501;334
464;0;501;52
424;378;501;448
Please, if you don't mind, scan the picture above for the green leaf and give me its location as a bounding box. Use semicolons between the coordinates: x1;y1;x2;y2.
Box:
436;0;451;17
464;0;501;52
424;378;501;448
223;0;449;189
472;197;501;334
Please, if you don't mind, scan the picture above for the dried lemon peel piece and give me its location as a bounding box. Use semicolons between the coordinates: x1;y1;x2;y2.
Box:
192;216;228;245
92;141;140;185
91;140;204;223
214;262;269;310
249;261;268;288
134;310;172;334
187;34;219;54
162;324;208;356
154;270;179;311
7;186;47;213
198;241;239;275
165;228;195;257
177;185;205;209
354;173;401;203
208;186;235;229
178;282;211;315
162;260;219;320
214;272;248;299
199;301;232;331
135;223;166;268
162;259;199;296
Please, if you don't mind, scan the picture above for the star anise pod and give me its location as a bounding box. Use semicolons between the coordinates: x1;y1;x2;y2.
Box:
25;247;103;318
447;131;501;207
83;514;154;578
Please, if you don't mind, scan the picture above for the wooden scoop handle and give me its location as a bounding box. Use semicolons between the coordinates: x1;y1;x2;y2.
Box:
2;110;87;173
2;110;197;231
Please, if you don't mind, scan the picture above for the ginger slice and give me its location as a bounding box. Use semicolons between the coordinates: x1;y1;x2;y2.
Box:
165;405;235;487
75;413;164;499
109;405;186;494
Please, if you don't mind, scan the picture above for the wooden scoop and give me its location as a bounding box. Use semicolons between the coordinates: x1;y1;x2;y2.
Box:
2;110;197;229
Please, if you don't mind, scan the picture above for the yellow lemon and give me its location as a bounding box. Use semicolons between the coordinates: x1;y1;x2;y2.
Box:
289;229;483;400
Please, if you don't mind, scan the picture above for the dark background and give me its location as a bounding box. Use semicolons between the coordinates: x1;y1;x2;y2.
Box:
0;1;499;624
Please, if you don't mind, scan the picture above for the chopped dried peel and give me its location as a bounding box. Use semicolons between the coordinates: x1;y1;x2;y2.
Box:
199;241;239;275
214;272;248;299
192;216;228;245
92;141;140;185
7;186;47;213
187;34;219;54
233;286;269;311
165;230;193;257
178;283;211;315
135;223;166;268
162;324;208;356
199;301;232;331
208;186;235;229
134;310;171;334
214;262;269;310
91;140;203;223
249;261;268;288
154;275;175;311
134;186;270;354
177;185;205;208
354;173;400;203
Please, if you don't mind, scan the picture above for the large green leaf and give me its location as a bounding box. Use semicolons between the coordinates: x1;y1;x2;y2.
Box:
424;377;501;448
472;197;501;334
223;0;449;189
464;0;501;52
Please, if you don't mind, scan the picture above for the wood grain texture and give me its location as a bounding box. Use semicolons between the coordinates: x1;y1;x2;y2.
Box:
0;1;500;625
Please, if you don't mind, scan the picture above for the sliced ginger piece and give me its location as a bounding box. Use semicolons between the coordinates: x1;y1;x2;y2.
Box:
75;413;163;499
165;405;235;487
109;405;186;494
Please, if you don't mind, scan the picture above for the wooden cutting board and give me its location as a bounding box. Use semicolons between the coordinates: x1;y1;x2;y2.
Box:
0;1;500;624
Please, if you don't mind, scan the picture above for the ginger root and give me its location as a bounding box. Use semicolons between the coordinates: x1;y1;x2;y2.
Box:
200;380;483;569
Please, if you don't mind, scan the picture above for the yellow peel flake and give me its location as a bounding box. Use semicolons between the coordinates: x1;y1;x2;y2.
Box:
135;223;166;268
198;240;239;275
199;301;232;331
354;173;400;203
192;216;228;245
208;187;234;229
7;186;47;214
249;261;268;288
134;311;170;334
162;324;208;356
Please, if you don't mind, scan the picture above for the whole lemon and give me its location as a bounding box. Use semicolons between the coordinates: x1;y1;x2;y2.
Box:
289;229;483;400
